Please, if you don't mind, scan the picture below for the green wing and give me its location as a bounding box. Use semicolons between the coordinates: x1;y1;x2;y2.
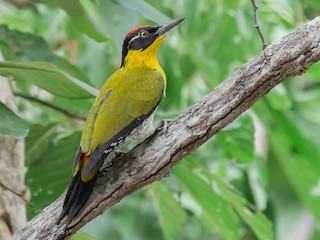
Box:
79;67;164;175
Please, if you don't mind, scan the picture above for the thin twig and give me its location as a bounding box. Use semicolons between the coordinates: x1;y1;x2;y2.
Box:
7;0;38;12
14;93;87;121
251;0;267;49
0;181;33;207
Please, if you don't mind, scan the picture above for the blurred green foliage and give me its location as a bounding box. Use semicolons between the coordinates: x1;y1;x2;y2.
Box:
0;101;29;137
0;0;319;239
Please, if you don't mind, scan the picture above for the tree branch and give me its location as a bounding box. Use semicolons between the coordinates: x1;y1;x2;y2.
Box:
0;55;27;239
13;17;320;240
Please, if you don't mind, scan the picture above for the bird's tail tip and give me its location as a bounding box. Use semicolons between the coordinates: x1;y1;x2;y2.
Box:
57;172;98;229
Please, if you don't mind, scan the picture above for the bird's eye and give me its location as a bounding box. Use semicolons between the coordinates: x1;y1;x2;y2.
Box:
139;30;149;38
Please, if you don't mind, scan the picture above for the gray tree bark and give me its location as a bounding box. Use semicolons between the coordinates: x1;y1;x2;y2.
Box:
13;16;320;240
0;56;27;239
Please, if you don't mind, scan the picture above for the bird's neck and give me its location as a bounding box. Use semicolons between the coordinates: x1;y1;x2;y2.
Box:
123;49;166;81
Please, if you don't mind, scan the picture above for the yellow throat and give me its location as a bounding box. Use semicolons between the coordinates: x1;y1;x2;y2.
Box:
123;34;167;85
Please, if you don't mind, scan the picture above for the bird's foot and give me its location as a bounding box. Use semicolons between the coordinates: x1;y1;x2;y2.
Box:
156;119;174;135
105;151;125;167
114;151;125;158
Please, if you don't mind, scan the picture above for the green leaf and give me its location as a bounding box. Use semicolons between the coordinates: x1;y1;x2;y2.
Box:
306;62;320;81
270;110;320;222
0;25;54;62
150;181;188;240
0;25;93;86
181;38;222;87
37;0;108;42
265;84;292;111
227;190;273;240
97;1;140;55
248;157;269;211
54;56;92;86
173;162;240;240
0;101;29;137
71;231;96;240
216;115;254;165
25;123;59;167
0;61;97;98
115;0;170;24
26;131;81;218
185;158;274;240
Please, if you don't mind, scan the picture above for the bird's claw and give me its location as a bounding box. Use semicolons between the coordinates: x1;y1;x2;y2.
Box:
156;119;174;136
114;151;125;158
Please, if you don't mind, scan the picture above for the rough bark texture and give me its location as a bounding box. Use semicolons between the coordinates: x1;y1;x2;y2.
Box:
13;16;320;240
0;63;27;238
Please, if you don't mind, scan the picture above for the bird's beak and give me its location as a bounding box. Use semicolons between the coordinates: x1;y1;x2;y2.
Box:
155;18;184;36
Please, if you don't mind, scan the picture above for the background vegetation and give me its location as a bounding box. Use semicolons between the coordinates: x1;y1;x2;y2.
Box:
0;0;320;239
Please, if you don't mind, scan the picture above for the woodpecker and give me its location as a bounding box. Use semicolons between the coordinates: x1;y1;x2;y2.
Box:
57;18;184;228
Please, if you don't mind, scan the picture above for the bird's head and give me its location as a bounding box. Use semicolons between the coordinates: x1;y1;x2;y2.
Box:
121;18;184;67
